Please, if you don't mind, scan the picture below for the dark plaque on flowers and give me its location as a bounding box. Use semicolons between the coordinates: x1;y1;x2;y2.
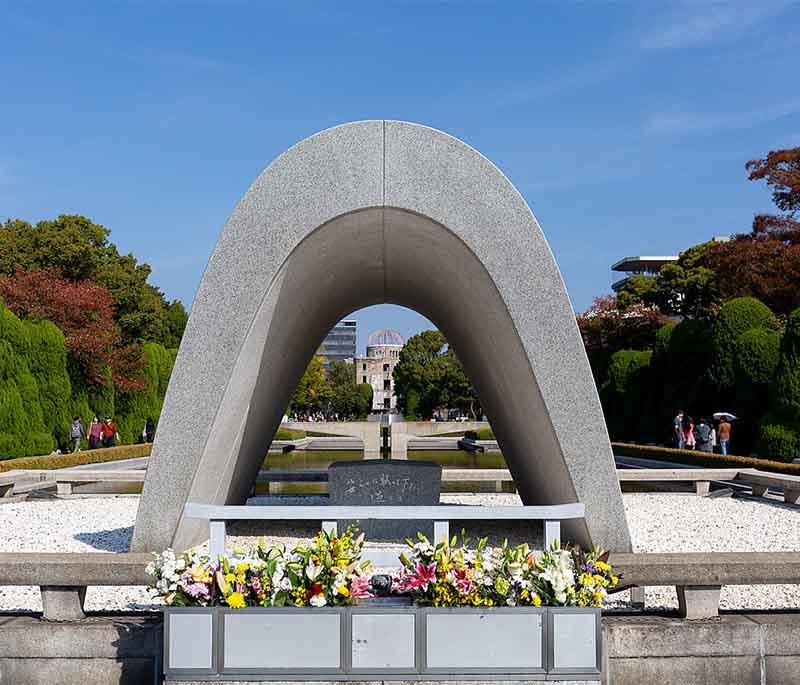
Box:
328;459;442;540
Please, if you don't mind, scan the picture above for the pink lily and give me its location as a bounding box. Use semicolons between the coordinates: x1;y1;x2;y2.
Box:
406;562;437;592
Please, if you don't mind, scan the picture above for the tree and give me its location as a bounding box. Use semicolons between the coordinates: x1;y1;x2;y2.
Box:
289;355;331;417
327;360;372;420
0;269;124;387
771;308;800;426
622;147;800;319
600;349;653;440
393;330;480;420
0;215;188;346
163;300;189;349
759;307;800;461
115;342;177;443
615;274;657;310
576;296;668;384
0;304;61;456
747;146;800;242
708;297;778;391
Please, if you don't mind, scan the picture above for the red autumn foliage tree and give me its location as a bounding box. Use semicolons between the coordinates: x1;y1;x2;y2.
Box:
747;147;800;228
692;147;800;316
702;238;800;316
576;295;669;355
0;269;145;390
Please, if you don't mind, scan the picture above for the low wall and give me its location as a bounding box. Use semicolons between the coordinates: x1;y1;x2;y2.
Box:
0;614;161;685
2;611;799;684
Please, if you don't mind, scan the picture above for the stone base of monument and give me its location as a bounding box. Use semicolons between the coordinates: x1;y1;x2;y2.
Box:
328;459;442;540
163;605;602;681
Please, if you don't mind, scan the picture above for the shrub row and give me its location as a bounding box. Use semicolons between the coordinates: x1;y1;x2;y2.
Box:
274;427;307;441
0;442;152;472
612;441;800;475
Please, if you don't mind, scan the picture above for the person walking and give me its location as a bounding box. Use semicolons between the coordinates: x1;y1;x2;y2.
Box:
101;417;119;448
695;417;713;453
718;417;732;455
69;416;85;453
673;410;685;448
683;415;695;449
145;417;156;443
87;416;102;449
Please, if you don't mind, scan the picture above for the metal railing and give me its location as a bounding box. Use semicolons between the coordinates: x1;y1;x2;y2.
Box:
183;502;585;565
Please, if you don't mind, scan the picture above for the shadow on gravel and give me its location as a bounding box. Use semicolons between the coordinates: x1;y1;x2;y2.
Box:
74;526;133;551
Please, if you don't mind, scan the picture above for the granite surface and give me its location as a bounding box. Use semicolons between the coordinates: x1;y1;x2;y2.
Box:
328;459;441;539
133;121;631;553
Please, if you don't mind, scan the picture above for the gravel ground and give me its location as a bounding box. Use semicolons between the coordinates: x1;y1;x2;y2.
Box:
1;492;798;612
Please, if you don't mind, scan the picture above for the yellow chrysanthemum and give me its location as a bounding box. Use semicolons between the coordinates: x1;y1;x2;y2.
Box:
227;592;246;609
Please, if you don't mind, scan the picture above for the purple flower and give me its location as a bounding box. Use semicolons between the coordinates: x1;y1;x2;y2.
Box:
184;582;211;599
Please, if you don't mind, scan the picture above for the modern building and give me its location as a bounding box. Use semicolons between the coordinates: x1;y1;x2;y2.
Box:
611;255;678;293
355;329;404;413
320;319;357;367
611;237;732;293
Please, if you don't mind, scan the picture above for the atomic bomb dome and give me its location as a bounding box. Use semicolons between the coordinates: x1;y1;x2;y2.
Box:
367;329;404;348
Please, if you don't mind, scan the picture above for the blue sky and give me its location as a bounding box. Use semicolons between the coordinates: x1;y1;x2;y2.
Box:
1;2;799;352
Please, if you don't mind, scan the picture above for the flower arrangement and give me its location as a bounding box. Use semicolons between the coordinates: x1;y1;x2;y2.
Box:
147;528;618;610
146;527;372;608
394;533;618;608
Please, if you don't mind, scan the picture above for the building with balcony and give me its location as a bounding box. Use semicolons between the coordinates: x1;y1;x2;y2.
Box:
611;255;678;293
354;329;404;413
320;319;357;368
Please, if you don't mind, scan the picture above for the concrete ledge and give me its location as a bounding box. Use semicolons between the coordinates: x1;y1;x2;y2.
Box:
609;551;800;586
0;553;151;586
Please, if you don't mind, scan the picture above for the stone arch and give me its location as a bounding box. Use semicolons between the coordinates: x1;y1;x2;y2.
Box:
132;121;632;553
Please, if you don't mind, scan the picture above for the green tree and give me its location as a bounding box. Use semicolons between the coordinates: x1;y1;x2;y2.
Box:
393;330;480;420
709;297;778;391
0;215;188;346
27;320;72;446
163;300;189;349
651;243;718;319
115;342;177;443
289;355;331;417
599;349;653;440
616;274;658;310
735;328;781;386
772;308;800;426
327;360;368;419
0;305;56;457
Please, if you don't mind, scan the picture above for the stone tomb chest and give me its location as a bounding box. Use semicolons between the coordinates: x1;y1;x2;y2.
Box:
328;459;442;539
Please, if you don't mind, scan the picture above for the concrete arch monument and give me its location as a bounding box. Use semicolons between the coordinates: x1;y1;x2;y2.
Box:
132;121;632;553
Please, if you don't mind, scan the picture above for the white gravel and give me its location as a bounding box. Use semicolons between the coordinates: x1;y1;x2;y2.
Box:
1;492;799;612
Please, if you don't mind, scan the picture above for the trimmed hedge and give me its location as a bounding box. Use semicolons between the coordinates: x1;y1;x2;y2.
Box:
758;423;800;463
612;441;800;475
0;442;151;472
736;328;781;386
710;297;778;389
116;342;176;443
0;307;56;457
773;308;800;425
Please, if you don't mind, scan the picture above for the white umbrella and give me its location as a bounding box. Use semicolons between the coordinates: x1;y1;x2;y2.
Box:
713;412;737;421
